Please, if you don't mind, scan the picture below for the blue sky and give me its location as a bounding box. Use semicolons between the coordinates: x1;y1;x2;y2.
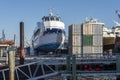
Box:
0;0;120;45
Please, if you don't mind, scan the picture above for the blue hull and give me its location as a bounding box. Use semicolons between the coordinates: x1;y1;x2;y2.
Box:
33;28;65;52
37;43;61;52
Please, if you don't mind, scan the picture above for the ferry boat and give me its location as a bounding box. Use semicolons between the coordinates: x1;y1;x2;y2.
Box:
32;10;65;52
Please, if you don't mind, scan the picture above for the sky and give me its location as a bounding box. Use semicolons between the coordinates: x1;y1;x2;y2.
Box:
0;0;120;45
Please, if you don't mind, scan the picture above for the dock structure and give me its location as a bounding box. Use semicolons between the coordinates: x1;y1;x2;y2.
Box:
0;54;120;80
0;29;14;58
0;40;14;57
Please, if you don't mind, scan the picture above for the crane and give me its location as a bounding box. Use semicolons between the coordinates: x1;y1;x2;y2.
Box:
113;10;120;26
113;20;120;26
116;10;120;19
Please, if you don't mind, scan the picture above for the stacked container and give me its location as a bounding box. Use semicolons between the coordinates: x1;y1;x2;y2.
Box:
92;24;103;53
68;19;104;55
82;19;104;54
68;24;82;55
82;23;93;54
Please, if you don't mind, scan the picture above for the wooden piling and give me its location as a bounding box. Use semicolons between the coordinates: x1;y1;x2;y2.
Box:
8;46;15;80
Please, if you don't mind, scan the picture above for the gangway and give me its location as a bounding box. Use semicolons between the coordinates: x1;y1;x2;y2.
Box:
0;61;59;80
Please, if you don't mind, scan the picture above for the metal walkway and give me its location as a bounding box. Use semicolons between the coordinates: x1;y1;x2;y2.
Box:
0;53;120;80
0;61;59;80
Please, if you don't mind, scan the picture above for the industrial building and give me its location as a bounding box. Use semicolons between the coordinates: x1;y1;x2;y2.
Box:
0;40;14;57
68;18;104;56
0;30;14;57
0;43;9;57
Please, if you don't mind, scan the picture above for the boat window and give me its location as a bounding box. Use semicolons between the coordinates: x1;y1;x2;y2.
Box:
115;32;119;34
42;18;45;21
50;17;54;21
111;32;114;34
107;32;110;35
46;28;50;31
42;16;45;21
56;17;60;21
45;17;49;21
58;29;62;33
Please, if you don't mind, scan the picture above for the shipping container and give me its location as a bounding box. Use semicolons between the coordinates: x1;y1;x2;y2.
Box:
88;24;93;34
69;35;82;47
69;24;81;34
83;46;103;54
74;24;81;34
92;46;103;53
83;23;93;35
93;24;103;35
83;46;92;53
68;24;82;47
82;35;93;46
68;46;81;55
68;21;104;55
82;24;87;34
72;46;81;55
82;19;104;35
72;35;82;46
93;35;103;46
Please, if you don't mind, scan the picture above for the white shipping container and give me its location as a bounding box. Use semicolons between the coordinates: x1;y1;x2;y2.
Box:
83;24;89;34
83;46;92;53
93;35;103;46
72;24;81;34
93;24;103;35
83;23;93;35
87;24;93;34
92;46;103;53
72;35;82;46
72;46;81;55
76;24;81;33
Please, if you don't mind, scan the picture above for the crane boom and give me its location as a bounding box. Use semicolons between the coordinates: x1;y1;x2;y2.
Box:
116;10;120;18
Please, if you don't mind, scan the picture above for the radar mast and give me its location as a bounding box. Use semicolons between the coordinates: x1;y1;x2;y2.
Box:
49;8;53;16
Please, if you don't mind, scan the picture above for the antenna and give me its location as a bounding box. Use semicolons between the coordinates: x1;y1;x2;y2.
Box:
49;8;53;16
